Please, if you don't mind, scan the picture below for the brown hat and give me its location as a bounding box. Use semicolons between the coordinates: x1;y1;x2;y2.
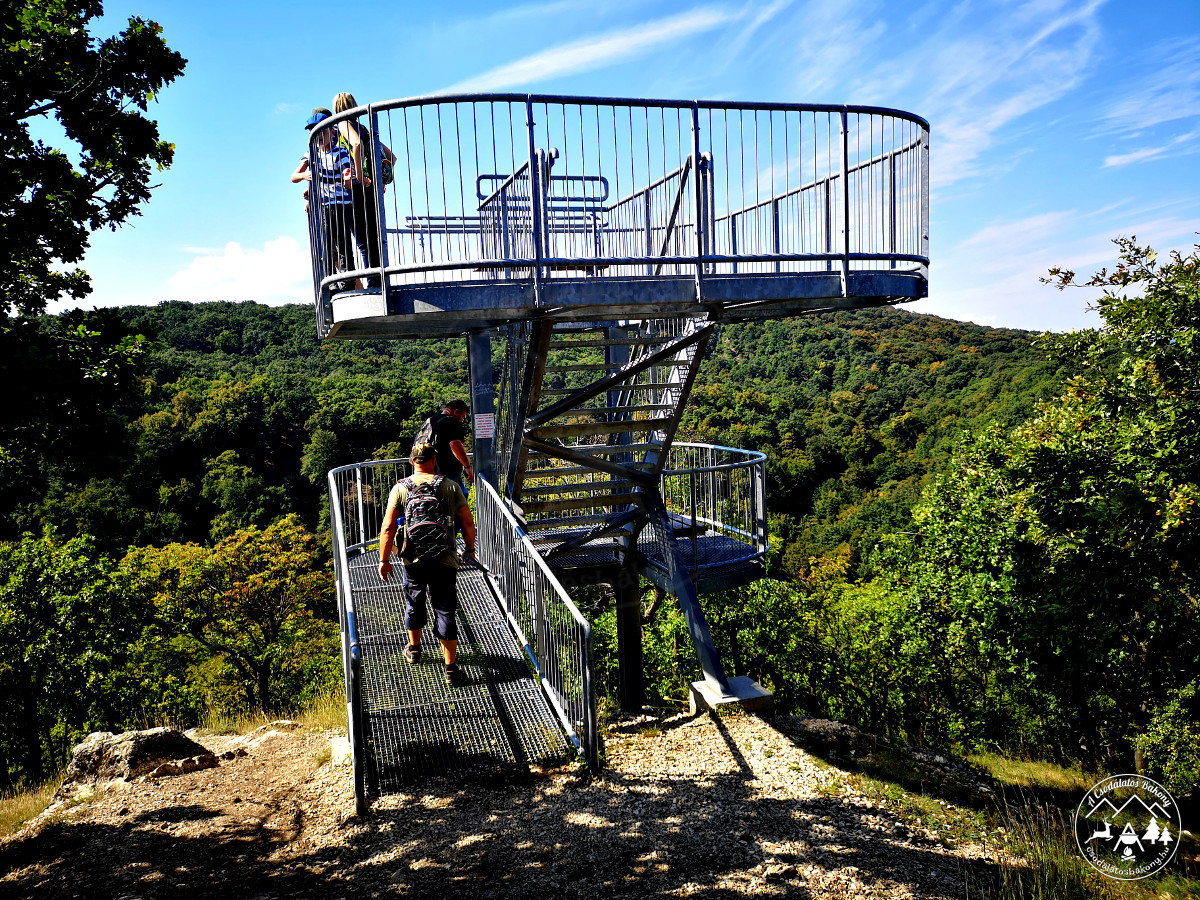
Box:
410;441;436;462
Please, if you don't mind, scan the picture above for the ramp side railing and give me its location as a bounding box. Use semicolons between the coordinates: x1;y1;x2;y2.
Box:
476;478;598;769
327;466;374;814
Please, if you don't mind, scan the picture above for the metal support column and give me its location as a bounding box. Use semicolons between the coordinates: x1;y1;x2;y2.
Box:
468;331;496;487
614;565;645;712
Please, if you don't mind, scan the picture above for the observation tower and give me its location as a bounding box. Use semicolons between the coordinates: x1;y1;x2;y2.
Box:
315;93;929;811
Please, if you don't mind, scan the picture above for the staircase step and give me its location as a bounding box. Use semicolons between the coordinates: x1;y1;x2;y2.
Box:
522;479;637;497
522;465;654;479
541;383;678;395
543;363;624;373
522;493;644;515
528;420;661;439
557;404;677;415
548;337;674;349
527;442;662;457
523;513;623;532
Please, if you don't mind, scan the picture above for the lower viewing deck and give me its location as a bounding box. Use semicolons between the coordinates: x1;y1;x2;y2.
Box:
346;548;572;790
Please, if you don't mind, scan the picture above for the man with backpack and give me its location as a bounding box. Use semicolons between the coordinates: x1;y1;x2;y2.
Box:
414;399;474;500
377;442;477;687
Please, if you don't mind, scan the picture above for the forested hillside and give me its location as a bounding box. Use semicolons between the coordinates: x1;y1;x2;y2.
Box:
6;302;1063;566
4;243;1197;801
0;298;1062;788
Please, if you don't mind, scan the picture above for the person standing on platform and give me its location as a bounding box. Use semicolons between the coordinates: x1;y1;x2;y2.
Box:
377;442;476;687
291;109;356;289
416;399;474;501
332;92;395;289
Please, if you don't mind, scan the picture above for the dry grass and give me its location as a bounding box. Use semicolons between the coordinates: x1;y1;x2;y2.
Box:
969;751;1092;797
297;690;347;733
199;707;276;736
0;778;62;837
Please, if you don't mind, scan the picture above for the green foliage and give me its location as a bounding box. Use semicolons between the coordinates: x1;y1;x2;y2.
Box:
874;239;1200;769
1;1;186;317
1137;679;1200;796
0;529;140;787
0;310;151;544
121;516;338;715
685;309;1063;577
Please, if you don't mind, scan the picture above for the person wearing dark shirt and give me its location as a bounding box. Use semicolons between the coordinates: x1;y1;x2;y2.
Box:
422;399;474;499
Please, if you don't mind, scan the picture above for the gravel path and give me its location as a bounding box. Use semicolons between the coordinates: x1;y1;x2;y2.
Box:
1;711;996;898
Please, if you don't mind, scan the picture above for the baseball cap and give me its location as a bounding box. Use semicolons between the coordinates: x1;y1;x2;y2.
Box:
410;442;436;462
305;109;331;130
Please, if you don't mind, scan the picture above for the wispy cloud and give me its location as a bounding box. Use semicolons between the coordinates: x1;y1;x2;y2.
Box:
1100;36;1200;133
167;237;311;304
1098;37;1200;167
824;0;1105;187
924;205;1200;331
444;7;739;93
1103;128;1200;168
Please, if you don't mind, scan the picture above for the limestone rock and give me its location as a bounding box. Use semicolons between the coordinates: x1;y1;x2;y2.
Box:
59;727;211;794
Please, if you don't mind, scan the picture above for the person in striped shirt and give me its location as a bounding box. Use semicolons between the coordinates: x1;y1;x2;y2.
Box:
291;108;357;289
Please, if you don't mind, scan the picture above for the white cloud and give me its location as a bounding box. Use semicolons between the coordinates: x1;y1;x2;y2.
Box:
444;7;739;93
823;0;1105;187
1103;128;1200;168
167;236;312;305
921;207;1200;332
1100;37;1200;133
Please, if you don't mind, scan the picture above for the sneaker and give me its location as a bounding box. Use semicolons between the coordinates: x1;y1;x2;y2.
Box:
444;664;466;687
403;644;421;664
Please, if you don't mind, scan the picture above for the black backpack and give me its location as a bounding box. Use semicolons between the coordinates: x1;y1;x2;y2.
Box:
414;413;449;465
401;476;452;561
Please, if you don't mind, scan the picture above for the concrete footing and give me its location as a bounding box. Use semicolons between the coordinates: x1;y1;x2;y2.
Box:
689;676;774;716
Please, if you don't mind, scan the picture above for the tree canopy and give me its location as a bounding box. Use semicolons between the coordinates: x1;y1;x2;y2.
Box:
0;0;186;318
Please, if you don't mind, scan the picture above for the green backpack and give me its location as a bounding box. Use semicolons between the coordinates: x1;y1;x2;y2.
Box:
338;123;393;186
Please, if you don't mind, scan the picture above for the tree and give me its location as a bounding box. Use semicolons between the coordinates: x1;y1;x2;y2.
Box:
0;307;150;540
879;239;1200;761
0;528;140;787
121;516;337;714
1;1;186;318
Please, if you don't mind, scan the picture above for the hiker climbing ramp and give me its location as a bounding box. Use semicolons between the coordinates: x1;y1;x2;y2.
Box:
344;549;572;792
313;92;929;812
330;460;594;812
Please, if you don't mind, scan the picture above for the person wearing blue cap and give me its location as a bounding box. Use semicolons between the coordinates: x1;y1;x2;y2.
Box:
291;108;357;289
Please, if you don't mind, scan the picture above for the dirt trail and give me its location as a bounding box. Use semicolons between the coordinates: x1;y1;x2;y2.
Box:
1;713;998;898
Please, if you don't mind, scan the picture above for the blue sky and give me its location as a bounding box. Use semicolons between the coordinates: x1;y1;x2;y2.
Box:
56;0;1200;333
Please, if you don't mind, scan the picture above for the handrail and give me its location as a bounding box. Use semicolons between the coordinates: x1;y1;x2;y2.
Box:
663;441;766;475
326;468;368;814
654;443;769;579
305;93;929;335
475;478;598;769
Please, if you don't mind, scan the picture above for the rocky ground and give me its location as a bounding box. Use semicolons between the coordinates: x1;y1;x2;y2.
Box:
0;711;1005;899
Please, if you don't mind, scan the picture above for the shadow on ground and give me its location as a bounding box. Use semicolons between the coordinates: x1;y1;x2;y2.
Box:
2;748;994;899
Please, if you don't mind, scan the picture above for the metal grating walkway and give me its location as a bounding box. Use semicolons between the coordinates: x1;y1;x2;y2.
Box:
346;550;573;791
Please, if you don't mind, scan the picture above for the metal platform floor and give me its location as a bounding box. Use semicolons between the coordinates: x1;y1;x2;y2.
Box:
345;550;573;791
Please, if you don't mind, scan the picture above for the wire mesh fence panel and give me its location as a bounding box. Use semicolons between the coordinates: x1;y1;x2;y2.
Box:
476;479;596;764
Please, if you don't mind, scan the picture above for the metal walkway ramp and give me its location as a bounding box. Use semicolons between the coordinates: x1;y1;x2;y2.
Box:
345;550;572;791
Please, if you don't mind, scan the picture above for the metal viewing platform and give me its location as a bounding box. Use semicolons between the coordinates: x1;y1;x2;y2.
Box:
315;93;929;810
306;94;928;339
